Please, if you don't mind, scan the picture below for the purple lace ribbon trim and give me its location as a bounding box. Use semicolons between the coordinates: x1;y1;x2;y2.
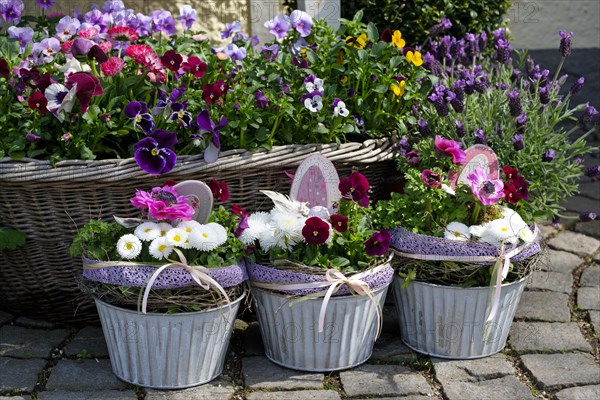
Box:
246;259;394;296
390;225;541;264
82;258;248;289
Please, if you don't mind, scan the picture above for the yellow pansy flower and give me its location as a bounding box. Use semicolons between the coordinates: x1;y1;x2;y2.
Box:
392;30;405;49
406;50;423;67
346;33;367;49
390;80;406;97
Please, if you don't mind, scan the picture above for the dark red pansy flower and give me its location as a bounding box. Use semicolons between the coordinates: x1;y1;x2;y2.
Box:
302;216;330;245
380;28;393;43
231;203;247;216
27;91;47;115
208;179;230;202
182;56;207;78
330;214;348;233
365;230;391;256
503;165;520;180
65;72;103;113
339;172;370;202
0;59;10;78
160;50;183;71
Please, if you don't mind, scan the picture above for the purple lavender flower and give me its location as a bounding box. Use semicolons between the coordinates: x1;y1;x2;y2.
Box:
542;149;556;162
428;85;449;117
492;28;507;45
474;128;487;145
558;30;573;58
397;137;412;155
417;120;430;136
578;105;599;129
177;5;197;30
506;89;522;117
0;0;24;24
133;130;178;175
538;84;550;104
255;89;269;109
264;15;291;40
495;39;512;64
221;20;242;39
570;77;585;94
448;90;464;113
36;0;56;10
516;112;527;133
512;134;524;151
428;18;452;37
289;9;313;37
7;26;33;54
464;33;480;58
511;69;522;83
150;9;177;36
451;80;465;102
585;166;600;177
495;125;503;138
449;38;465;63
454;119;466;138
579;212;597;222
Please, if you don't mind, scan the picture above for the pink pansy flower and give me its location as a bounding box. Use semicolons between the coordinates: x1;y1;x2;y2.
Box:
434;135;466;164
467;167;505;205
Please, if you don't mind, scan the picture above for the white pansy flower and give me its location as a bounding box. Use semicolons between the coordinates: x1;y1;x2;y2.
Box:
116;234;142;259
134;221;161;241
444;222;471;241
333;100;349;117
149;236;173;260
166;227;189;248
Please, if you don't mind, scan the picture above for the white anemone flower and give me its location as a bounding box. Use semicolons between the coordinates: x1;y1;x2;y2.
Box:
188;224;221;251
116;234;142;260
149;236;173;260
134;221;161;241
444;222;471;241
166;228;189;248
239;212;271;245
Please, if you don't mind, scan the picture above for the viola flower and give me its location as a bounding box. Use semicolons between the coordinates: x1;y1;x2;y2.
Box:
0;59;8;78
182;56;207;78
391;30;405;48
169;102;193;128
208;179;230;202
196;109;228;163
346;34;367;49
365;230;391;256
405;50;423;66
25;132;42;143
261;44;279;62
45;83;76;122
302;216;330;245
390;78;406;98
160;50;183;71
332;98;349;117
100;57;125;76
380;28;393;43
55;16;80;42
125;101;155;133
301;90;323;113
434;135;466;164
339;172;370;203
255;90;269;109
304;75;324;92
27;92;48;115
0;0;24;24
421;169;442;189
133;130;178;175
131;185;194;221
290;10;313;37
202;82;226;104
117;234;142;260
7;26;33;54
217;43;247;62
65;72;103;113
467;167;504;205
36;0;56;10
32;38;61;64
150;9;177;36
221;20;242;39
177;5;197;30
330;214;348;233
264;15;291;40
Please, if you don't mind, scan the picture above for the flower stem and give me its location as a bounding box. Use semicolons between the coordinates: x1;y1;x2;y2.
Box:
471;202;482;225
553;57;566;82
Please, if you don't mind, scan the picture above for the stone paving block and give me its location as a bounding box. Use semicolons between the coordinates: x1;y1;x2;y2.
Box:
555;384;600;400
355;397;432;400
527;271;573;293
520;353;600;390
63;326;109;358
540;249;583;274
45;359;128;391
37;390;138;399
0;357;46;392
0;326;70;358
576;220;600;239
564;196;600;215
242;322;265;357
0;396;28;400
15;318;55;329
339;364;432;397
442;375;535;400
246;389;341;400
578;182;600;200
242;356;323;390
370;332;418;363
578;287;600;310
510;322;592;353
580;265;600;287
514;292;571;322
146;379;234;400
538;224;558;239
589;310;600;333
432;354;514;382
547;231;600;257
0;311;13;325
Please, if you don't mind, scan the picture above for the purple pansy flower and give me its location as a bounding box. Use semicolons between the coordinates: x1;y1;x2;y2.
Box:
150;9;177;36
169;102;193;128
36;0;56;10
0;0;24;24
7;26;33;54
55;16;81;42
196;109;227;163
255;90;269;109
32;38;60;64
467;167;504;205
289;10;313;37
125;101;155;133
26;132;41;143
221;20;242;39
218;43;246;62
264;15;291;40
261;44;279;62
177;5;197;30
365;230;391;256
301;90;323;112
133;130;178;175
102;0;125;13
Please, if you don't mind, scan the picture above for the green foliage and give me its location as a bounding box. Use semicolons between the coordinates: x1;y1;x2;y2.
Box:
341;0;512;45
69;220;128;261
0;226;26;250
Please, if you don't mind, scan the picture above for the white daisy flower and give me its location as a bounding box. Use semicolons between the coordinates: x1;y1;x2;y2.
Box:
116;234;142;260
258;225;283;251
469;223;487;237
177;220;202;235
479;218;519;246
444;222;471;241
149;236;173;260
239;212;271;245
134;221;161;241
188;224;221;251
157;222;173;237
270;210;305;247
166;228;189;248
206;222;228;246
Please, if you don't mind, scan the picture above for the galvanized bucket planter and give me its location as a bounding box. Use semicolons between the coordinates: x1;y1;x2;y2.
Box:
95;292;245;389
392;276;527;359
251;284;389;372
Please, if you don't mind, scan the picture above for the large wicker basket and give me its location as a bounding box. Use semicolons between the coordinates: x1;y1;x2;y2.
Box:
0;139;397;323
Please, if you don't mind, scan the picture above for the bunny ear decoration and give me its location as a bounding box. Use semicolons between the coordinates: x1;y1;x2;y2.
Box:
290;154;340;213
173;180;213;224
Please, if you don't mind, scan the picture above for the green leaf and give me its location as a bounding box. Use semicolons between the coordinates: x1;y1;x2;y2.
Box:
331;257;350;268
352;9;364;23
0;227;26;250
366;22;379;42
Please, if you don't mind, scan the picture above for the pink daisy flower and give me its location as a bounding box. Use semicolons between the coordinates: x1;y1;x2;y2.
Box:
126;44;154;63
78;27;99;40
100;57;125;76
107;26;139;42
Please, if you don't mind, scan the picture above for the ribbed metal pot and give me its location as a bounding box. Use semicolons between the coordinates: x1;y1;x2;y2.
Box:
95;292;244;389
393;276;526;359
251;284;389;372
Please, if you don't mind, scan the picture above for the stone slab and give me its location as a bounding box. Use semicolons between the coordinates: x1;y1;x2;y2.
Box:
589;310;600;333
0;357;46;392
442;375;535;400
0;326;70;358
520;353;600;390
547;231;600;257
246;390;341;400
242;356;323;390
146;379;234;400
37;391;138;399
63;326;109;358
514;292;571;322
527;271;573;293
0;311;13;325
45;359;128;391
578;287;600;310
540;249;583;274
576;220;600;239
0;396;27;400
581;266;600;287
555;385;600;400
538;224;558;239
510;322;592;353
370;332;418;363
339;364;432;397
355;397;432;400
432;354;514;382
15;318;55;329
